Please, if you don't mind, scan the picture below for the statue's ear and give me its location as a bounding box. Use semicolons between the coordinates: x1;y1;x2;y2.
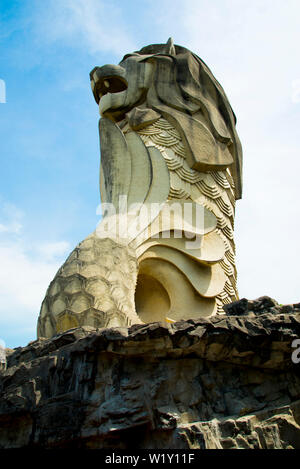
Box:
165;37;176;55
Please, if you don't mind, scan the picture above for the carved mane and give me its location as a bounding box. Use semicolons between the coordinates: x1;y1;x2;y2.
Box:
121;43;243;199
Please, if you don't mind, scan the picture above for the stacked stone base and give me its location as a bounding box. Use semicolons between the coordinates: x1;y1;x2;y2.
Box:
1;297;300;449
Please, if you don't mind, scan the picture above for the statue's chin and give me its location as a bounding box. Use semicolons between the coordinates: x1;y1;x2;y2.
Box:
99;91;130;119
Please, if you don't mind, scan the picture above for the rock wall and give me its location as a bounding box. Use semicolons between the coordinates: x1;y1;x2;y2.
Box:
1;297;300;449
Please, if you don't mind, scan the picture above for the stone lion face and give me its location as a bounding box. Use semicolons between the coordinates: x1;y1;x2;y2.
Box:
90;43;242;199
90;55;153;122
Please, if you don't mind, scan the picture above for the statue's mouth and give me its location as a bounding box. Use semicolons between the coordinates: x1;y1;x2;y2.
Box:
90;65;128;105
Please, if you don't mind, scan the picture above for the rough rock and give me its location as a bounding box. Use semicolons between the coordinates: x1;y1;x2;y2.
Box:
1;298;300;449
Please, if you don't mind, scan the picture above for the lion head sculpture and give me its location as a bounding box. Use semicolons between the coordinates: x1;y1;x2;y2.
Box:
38;39;242;338
90;38;242;199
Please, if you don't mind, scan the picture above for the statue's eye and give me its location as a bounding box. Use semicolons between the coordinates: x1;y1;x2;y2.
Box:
122;54;133;61
120;53;140;63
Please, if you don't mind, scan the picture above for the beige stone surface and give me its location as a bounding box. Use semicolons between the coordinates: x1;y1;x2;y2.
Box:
37;234;141;338
38;39;242;338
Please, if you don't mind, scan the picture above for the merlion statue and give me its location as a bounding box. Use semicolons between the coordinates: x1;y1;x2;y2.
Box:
37;39;242;338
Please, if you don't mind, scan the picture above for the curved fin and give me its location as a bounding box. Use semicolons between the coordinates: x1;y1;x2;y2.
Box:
125;131;152;207
144;146;170;205
133;199;217;249
130;146;170;246
99;118;131;210
139;245;226;298
137;230;225;265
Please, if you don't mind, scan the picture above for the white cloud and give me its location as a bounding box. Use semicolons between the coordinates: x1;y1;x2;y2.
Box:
0;202;71;343
36;241;71;260
0;79;6;103
0;202;24;234
34;0;135;56
292;80;300;104
0;241;58;313
0;238;71;347
0;222;22;234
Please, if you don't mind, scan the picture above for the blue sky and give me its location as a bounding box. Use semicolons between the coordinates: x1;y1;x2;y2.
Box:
0;0;300;348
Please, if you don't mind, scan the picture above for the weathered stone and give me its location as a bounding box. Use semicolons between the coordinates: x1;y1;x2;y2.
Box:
1;307;300;449
223;295;299;318
223;298;249;316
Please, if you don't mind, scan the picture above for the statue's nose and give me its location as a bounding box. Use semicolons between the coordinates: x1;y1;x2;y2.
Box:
90;64;128;104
